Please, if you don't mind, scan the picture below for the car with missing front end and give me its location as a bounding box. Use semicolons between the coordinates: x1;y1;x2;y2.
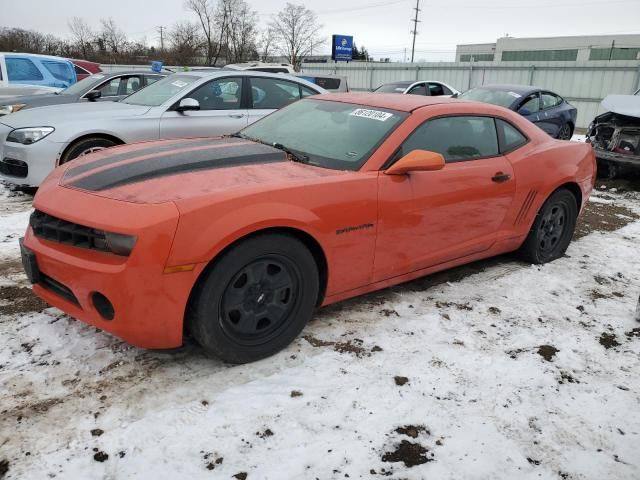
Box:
20;93;595;364
587;94;640;178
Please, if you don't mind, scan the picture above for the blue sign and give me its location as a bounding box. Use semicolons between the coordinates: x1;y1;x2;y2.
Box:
332;35;353;61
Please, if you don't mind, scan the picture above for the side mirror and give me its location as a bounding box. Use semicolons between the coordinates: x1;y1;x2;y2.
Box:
518;107;531;116
384;149;445;175
451;92;459;98
85;90;102;101
176;98;200;112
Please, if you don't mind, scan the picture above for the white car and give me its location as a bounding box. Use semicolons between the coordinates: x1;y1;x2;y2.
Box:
0;70;325;187
225;62;296;74
373;80;460;97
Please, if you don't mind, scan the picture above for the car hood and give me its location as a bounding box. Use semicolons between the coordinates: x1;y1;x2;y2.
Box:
0;101;151;128
56;137;345;204
0;92;63;106
601;94;640;119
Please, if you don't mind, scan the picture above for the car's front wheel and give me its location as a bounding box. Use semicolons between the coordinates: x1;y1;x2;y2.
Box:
188;233;319;364
60;137;118;164
518;188;578;264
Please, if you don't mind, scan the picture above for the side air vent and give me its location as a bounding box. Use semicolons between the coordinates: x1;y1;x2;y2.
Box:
514;190;537;225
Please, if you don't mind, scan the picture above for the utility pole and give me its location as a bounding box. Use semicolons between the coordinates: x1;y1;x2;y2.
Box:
410;0;421;63
158;25;165;52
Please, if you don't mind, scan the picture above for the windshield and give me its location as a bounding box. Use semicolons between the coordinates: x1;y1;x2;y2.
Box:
239;99;408;170
60;74;107;96
459;88;519;108
374;83;410;93
121;74;198;106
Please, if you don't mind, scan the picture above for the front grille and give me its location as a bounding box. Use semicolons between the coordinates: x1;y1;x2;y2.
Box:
0;158;28;178
30;210;109;253
40;273;80;306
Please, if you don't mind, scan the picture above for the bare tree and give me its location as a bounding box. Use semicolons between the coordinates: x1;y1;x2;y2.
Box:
226;0;258;63
269;3;323;69
258;26;276;62
99;17;128;55
185;0;218;65
168;21;204;64
68;17;94;59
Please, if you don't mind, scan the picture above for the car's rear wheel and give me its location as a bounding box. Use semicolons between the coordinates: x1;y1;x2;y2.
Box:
188;233;319;364
60;137;118;164
518;189;578;264
557;123;573;140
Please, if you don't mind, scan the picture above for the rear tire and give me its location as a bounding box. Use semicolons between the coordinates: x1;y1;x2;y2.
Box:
188;233;319;364
518;189;578;264
556;123;573;140
60;137;118;164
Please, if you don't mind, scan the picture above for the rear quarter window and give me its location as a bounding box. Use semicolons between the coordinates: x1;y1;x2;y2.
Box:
496;118;528;153
42;61;75;85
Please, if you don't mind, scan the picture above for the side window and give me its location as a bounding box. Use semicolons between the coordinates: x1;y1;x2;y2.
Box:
541;92;562;109
407;84;426;95
250;77;302;109
97;77;122;96
519;94;540;114
189;77;242;110
123;76;143;94
74;65;90;76
496;118;528;153
301;85;318;97
42;61;74;85
145;75;162;86
6;58;44;82
401;116;499;162
427;82;445;96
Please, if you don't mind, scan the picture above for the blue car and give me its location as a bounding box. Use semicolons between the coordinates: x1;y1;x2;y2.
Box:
0;53;77;93
459;84;577;140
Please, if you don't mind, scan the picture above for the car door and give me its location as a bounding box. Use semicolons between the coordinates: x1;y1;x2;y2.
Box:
374;115;516;281
427;82;452;97
81;75;140;103
406;83;427;95
516;92;542;128
246;76;316;126
159;76;249;139
537;92;564;136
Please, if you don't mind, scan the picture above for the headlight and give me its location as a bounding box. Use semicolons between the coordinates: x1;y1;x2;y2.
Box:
94;231;137;256
7;127;55;144
0;104;26;116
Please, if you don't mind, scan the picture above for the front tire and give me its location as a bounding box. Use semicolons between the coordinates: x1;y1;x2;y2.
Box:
60;137;118;164
518;189;578;264
188;233;319;364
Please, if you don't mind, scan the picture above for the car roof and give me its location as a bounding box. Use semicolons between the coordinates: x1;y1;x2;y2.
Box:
472;84;541;95
380;81;414;87
0;52;73;62
316;92;464;112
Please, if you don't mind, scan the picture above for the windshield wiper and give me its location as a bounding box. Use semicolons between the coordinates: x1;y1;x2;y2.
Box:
272;142;309;164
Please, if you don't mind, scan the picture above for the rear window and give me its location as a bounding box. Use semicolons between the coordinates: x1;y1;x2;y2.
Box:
313;77;341;90
42;60;75;86
375;83;409;93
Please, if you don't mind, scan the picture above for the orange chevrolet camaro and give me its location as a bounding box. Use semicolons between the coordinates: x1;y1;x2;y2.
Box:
21;93;596;363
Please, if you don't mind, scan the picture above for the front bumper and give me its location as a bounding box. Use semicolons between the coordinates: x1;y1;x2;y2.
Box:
593;148;640;168
22;184;200;349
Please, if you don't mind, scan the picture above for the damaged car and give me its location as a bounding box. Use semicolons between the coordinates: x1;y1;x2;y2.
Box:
587;94;640;178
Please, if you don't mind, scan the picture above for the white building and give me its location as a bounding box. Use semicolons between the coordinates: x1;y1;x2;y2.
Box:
456;34;640;62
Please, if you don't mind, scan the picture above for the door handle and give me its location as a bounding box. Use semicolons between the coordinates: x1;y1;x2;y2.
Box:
492;173;511;183
228;113;245;118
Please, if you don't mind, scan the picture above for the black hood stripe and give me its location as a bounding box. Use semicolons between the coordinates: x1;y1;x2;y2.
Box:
65;137;236;179
66;143;286;191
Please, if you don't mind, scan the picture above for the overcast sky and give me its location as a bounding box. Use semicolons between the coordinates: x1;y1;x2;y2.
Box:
3;0;640;61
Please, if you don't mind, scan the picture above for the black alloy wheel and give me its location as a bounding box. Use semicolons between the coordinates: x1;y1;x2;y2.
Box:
188;233;319;364
518;188;578;264
557;123;572;140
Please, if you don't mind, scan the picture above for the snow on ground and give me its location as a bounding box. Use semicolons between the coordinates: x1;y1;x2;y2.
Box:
1;183;640;480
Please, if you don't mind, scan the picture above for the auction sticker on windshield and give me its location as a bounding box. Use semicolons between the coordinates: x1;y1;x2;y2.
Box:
350;108;393;121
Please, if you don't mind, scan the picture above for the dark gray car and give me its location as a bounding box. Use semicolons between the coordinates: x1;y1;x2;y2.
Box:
0;71;168;116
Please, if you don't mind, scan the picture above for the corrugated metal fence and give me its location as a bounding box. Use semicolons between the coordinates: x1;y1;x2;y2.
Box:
300;60;640;130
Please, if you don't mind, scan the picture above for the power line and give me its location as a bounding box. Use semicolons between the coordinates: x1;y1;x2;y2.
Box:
410;0;421;62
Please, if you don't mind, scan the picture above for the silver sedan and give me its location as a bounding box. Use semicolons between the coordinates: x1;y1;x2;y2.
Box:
0;70;326;187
